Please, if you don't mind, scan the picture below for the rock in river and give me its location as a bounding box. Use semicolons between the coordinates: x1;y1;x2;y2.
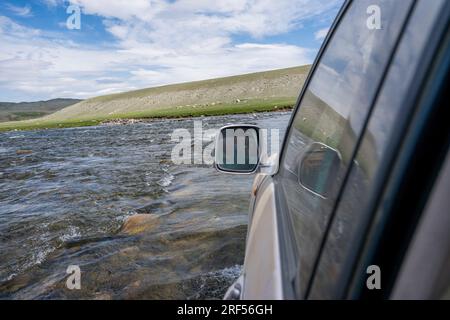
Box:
16;150;33;155
120;214;160;235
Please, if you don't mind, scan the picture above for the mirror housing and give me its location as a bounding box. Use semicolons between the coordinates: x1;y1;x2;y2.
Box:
214;125;261;174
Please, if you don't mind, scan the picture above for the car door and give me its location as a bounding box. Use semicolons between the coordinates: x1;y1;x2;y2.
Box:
308;0;449;299
241;0;416;299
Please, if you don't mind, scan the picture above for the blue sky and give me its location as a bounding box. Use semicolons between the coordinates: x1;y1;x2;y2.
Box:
0;0;343;102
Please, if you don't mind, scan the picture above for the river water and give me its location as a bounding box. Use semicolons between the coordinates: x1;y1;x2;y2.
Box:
0;111;291;299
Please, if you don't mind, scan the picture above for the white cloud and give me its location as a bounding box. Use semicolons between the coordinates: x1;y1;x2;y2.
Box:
315;27;329;41
70;0;162;20
0;16;41;39
71;0;341;39
41;0;63;7
5;4;33;17
0;0;343;101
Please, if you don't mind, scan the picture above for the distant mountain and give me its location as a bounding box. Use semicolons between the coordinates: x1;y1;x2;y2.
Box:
0;98;82;122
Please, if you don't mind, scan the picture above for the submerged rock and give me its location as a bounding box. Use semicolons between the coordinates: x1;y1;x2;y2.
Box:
16;150;33;155
119;214;160;235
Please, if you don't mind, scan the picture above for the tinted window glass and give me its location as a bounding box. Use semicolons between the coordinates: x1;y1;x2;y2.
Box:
278;0;414;296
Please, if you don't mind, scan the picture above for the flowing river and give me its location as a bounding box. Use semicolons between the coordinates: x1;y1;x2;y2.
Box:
0;111;291;299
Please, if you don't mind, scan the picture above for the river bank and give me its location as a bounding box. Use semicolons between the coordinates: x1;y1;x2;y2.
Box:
0;98;295;132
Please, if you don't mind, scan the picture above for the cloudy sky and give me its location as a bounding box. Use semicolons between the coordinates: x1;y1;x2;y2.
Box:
0;0;343;102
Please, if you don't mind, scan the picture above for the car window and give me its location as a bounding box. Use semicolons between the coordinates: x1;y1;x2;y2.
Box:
309;0;446;299
278;0;415;297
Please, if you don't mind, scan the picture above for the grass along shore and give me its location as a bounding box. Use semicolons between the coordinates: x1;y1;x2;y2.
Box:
0;98;296;132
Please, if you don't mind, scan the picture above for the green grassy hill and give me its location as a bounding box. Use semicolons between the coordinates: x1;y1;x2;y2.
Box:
0;65;310;131
0;99;82;123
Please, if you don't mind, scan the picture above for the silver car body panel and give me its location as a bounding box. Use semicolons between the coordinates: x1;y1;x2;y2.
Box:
242;179;283;300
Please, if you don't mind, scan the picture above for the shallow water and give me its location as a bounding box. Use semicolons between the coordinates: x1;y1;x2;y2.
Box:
0;111;291;299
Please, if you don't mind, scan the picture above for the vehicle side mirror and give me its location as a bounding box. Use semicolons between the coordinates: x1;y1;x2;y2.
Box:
214;125;260;174
298;142;341;198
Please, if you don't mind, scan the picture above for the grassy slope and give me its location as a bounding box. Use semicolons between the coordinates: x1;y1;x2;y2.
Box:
0;99;82;122
0;65;310;131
